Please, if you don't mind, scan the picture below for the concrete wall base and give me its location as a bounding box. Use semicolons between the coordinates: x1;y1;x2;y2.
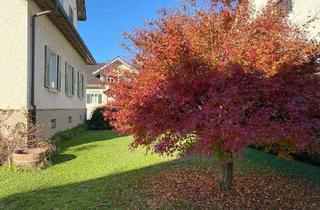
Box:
36;109;86;138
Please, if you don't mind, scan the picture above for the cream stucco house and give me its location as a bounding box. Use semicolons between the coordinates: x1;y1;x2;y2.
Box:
86;57;138;119
0;0;95;138
251;0;320;41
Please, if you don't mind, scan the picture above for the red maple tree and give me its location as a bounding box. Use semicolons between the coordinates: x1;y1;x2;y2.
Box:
105;0;320;189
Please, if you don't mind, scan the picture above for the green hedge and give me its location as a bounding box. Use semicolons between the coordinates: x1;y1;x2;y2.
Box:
251;144;320;167
51;124;86;146
87;107;114;130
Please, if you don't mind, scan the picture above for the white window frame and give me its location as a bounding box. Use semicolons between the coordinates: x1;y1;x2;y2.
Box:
107;76;115;83
86;93;103;104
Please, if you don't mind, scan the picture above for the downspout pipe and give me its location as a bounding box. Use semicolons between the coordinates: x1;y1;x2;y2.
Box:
30;10;52;127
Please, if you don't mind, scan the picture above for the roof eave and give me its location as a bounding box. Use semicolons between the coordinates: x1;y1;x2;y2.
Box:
92;57;134;76
33;0;95;65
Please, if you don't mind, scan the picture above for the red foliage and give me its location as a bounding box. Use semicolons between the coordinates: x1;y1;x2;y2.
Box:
105;0;320;157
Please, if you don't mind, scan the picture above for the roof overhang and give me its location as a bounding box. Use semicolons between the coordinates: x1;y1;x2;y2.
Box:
92;57;134;77
33;0;95;65
76;0;87;21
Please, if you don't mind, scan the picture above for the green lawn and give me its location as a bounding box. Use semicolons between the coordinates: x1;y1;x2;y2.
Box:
0;130;319;209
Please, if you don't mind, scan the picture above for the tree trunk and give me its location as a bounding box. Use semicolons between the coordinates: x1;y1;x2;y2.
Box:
218;156;233;190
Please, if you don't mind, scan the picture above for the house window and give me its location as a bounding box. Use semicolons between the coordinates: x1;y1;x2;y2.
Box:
107;76;115;83
77;72;85;98
68;116;72;124
86;94;90;104
86;93;103;104
276;0;293;13
98;94;102;104
65;63;75;96
44;46;61;91
69;6;74;24
51;119;56;129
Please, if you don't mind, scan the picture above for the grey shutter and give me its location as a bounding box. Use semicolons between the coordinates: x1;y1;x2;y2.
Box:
72;67;75;95
65;62;68;94
286;0;293;13
57;55;62;91
44;46;50;88
81;74;84;97
77;71;80;97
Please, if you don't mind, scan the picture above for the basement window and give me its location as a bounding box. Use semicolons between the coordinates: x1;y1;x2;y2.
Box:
51;119;56;129
68;116;72;124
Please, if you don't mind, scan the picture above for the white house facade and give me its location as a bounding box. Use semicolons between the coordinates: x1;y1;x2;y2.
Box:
250;0;320;41
0;0;95;138
86;57;138;119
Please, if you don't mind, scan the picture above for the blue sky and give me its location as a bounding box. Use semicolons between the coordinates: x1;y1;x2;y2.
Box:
78;0;181;63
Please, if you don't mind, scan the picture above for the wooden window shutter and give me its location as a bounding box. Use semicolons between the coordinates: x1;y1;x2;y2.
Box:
57;55;62;91
81;74;84;98
44;46;50;88
77;71;80;97
72;67;75;95
65;62;68;94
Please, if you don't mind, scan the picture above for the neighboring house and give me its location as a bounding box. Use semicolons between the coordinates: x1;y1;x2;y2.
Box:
86;57;138;119
250;0;320;41
0;0;96;138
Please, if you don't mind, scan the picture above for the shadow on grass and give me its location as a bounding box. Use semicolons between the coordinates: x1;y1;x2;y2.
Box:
55;130;128;153
51;130;128;165
0;160;180;210
241;149;320;183
1;151;320;209
52;154;77;165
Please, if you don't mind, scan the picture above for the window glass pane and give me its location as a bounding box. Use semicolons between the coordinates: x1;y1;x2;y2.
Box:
51;119;56;129
50;52;57;89
93;94;97;103
87;94;91;104
98;94;102;104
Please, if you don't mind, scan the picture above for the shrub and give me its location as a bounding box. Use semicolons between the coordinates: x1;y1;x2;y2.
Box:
51;124;86;145
50;124;86;157
0;110;54;166
291;152;320;167
87;107;113;130
251;143;320;167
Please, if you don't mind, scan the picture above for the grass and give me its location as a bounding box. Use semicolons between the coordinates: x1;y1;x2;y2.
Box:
0;130;319;209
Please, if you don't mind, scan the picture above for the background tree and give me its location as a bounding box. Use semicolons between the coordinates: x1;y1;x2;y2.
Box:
105;0;320;190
